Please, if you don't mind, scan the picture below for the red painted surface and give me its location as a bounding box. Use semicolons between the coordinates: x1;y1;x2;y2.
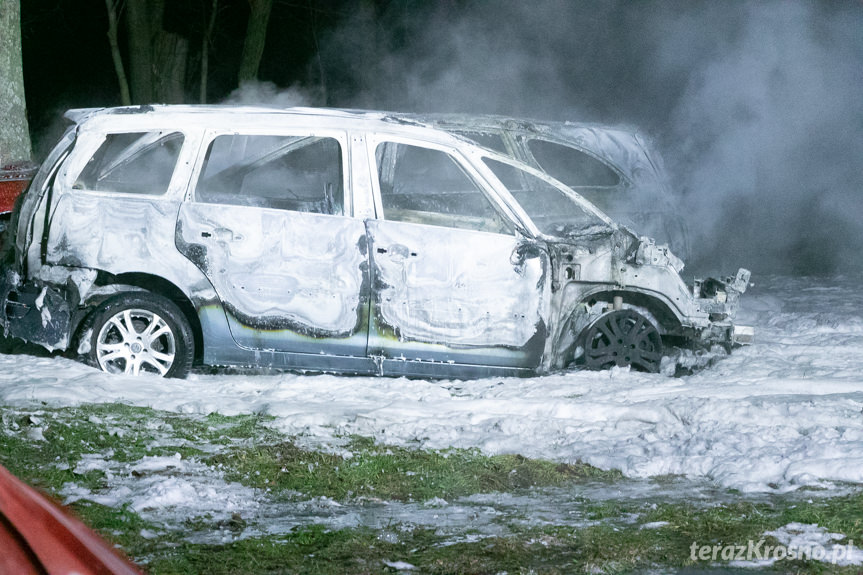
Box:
0;464;142;575
0;165;36;214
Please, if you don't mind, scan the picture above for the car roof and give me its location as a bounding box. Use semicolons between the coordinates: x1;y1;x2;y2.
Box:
63;106;668;188
60;105;620;234
63;105;475;151
396;112;669;190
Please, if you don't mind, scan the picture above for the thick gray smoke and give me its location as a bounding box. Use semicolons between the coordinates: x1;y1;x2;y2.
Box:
223;81;318;107
661;2;863;275
315;0;863;276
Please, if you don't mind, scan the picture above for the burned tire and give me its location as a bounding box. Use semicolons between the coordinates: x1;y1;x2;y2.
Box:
88;292;194;378
580;309;663;373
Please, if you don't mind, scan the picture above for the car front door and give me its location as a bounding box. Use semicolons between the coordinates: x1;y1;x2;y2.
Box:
366;139;550;370
176;131;370;356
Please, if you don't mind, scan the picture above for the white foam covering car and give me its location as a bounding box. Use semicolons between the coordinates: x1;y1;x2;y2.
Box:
0;106;751;378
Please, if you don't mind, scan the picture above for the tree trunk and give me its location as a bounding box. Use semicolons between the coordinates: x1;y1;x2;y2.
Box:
125;0;153;103
0;0;32;165
200;0;219;103
153;31;188;103
105;0;131;106
125;0;191;104
238;0;273;85
309;1;327;105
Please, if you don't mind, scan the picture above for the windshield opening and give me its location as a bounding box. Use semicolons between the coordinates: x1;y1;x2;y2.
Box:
483;158;611;239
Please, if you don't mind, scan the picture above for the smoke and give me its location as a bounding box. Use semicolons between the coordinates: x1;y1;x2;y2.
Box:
659;2;863;274
311;0;863;276
223;80;320;108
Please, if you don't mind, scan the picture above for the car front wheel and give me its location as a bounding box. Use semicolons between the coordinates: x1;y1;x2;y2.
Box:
580;309;663;373
89;292;194;378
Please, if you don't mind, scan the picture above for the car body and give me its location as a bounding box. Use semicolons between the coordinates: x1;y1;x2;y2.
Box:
397;114;690;259
0;105;751;378
0;464;142;574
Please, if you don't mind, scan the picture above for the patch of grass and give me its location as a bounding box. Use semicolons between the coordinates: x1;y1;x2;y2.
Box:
146;525;586;575
144;514;863;575
65;499;178;560
778;491;863;542
0;403;279;492
207;439;620;502
642;499;774;543
1;402;617;503
583;499;632;521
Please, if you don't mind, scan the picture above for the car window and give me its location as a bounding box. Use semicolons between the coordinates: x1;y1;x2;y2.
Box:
525;138;620;187
196;135;343;215
484;158;609;238
376;142;512;234
74;131;184;195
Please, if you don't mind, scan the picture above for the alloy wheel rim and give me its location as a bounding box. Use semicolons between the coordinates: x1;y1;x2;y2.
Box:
584;310;662;372
96;309;176;376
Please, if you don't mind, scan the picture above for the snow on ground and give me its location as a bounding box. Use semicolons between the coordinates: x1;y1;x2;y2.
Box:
51;452;775;545
2;275;863;496
64;453;259;517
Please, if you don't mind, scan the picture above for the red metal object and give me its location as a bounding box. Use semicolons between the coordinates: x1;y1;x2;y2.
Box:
0;163;36;214
0;464;142;575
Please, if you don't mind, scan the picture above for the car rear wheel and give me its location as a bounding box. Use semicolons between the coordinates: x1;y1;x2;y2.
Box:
581;309;663;373
89;292;194;378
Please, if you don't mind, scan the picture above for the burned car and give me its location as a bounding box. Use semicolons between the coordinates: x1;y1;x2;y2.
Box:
0;106;751;378
402;114;691;258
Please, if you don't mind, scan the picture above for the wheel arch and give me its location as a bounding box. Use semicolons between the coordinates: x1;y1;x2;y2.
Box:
74;271;204;364
550;286;684;370
578;288;684;335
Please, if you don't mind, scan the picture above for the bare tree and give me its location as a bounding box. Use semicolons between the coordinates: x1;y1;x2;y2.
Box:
125;0;153;103
238;0;273;85
0;0;32;165
152;26;189;103
200;0;219;103
308;0;327;105
105;0;131;105
124;0;189;104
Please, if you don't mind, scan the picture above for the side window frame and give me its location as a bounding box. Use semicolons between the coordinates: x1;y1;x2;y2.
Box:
60;128;191;199
519;136;629;190
366;135;518;235
189;128;352;217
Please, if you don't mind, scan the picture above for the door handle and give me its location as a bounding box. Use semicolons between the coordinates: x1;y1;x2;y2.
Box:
376;246;417;257
200;227;240;242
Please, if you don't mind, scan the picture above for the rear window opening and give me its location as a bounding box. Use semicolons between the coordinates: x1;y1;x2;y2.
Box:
526;138;621;188
74;131;184;195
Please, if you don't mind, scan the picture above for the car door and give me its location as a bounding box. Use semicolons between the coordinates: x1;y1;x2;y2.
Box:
176;131;370;356
366;139;550;369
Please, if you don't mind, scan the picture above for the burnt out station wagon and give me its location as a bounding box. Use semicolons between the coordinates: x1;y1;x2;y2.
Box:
0;106;752;378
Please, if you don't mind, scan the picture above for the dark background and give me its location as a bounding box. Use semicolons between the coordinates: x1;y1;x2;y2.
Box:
19;0;863;275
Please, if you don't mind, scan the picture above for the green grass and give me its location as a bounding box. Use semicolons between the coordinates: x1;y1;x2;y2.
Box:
146;525;585;574
140;502;863;574
209;437;620;502
0;403;280;493
0;402;617;502
2;402;863;574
